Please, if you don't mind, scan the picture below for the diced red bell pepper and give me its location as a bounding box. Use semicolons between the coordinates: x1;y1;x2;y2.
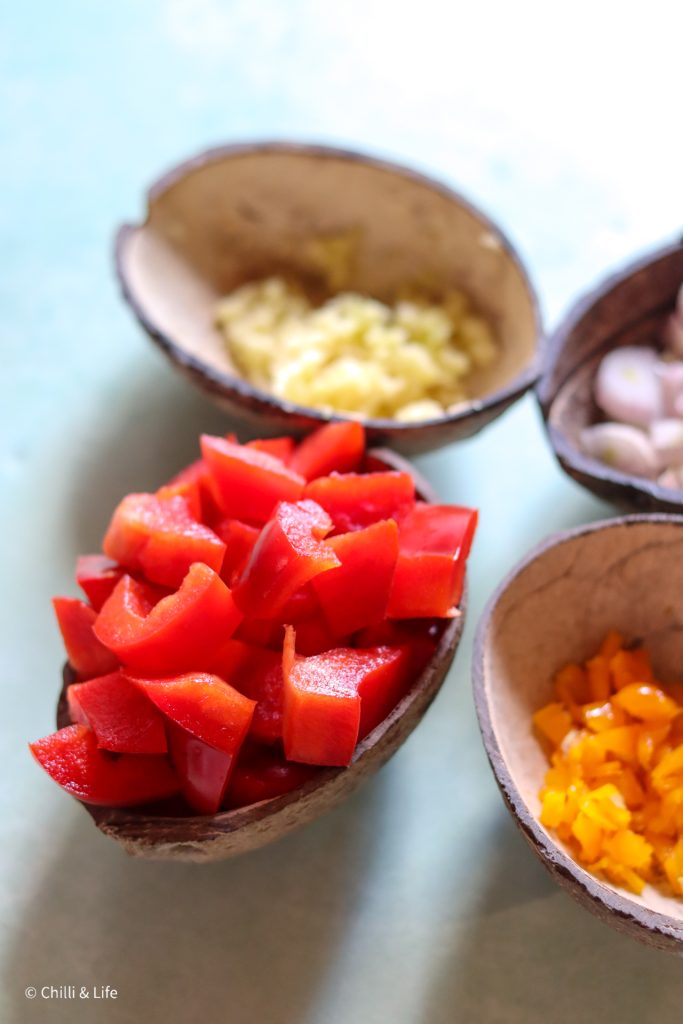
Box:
283;627;360;766
387;502;477;618
292;611;341;656
210;639;285;745
67;671;167;754
355;619;440;678
231;583;322;650
75;555;124;612
94;563;242;674
227;643;286;741
290;421;365;480
53;597;119;679
225;743;318;809
156;474;202;521
283;628;414;764
103;492;226;589
353;645;413;738
313;519;398;636
29;724;178;806
129;673;255;757
246;436;295;463
213;518;260;586
166;722;234;814
209;636;254;681
233;500;340;618
234;617;282;649
201;435;305;524
158;458;228;525
304;471;415;533
279;582;321;622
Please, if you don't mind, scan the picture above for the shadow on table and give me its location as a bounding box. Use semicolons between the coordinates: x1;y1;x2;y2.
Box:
62;356;262;552
419;812;683;1024
5;773;387;1024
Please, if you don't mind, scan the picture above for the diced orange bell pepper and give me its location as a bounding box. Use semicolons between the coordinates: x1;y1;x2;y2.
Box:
583;700;628;733
533;702;573;747
586;656;611;702
610;648;654;690
592;725;640;764
613;684;680;722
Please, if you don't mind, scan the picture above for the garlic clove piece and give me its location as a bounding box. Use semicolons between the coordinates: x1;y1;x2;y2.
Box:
594;347;662;427
654;360;683;416
580;423;659;478
649;418;683;470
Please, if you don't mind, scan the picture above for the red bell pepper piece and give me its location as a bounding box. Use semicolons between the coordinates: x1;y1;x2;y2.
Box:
94;563;242;674
75;555;124;612
232;582;322;649
283;628;414;765
103;492;226;589
227;638;286;745
353;645;413;738
304;471;415;533
163;458;226;527
29;724;178;806
166;722;234;814
233;500;340;619
129;673;255;756
201;435;305;524
292;611;341;656
355;619;440;678
290;421;365;480
53;597;119;679
313;519;398;636
225;743;318;809
67;671;167;754
282;627;360;766
387;502;477;618
234;617;282;649
246;436;295;463
213;518;260;586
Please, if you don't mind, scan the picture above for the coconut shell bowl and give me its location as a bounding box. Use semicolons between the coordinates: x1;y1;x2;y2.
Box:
115;141;542;453
55;452;465;862
473;514;683;953
538;240;683;512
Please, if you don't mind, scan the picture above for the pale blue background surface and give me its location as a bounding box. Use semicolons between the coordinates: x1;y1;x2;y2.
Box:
2;3;683;1022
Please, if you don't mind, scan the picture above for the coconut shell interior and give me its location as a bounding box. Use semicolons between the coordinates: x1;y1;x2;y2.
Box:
116;143;541;450
474;515;683;952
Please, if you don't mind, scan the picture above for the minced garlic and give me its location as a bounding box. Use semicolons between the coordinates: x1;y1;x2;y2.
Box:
214;277;498;420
